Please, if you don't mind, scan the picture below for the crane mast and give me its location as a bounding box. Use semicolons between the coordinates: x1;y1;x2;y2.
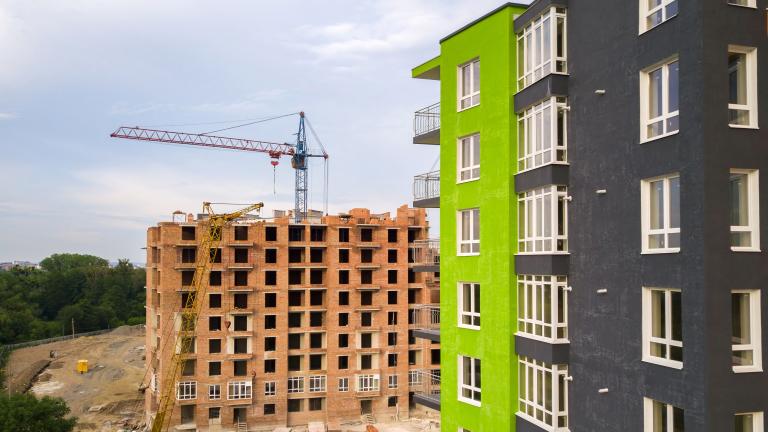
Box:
292;112;308;222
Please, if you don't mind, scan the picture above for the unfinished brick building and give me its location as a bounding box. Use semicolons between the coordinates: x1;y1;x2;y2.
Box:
144;205;440;431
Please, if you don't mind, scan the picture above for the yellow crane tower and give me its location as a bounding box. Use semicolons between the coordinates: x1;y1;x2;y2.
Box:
152;202;263;432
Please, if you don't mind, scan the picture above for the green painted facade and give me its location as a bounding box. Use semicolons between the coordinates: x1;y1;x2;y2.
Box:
413;4;525;431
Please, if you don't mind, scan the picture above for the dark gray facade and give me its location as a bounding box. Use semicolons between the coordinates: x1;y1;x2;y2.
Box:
564;1;768;431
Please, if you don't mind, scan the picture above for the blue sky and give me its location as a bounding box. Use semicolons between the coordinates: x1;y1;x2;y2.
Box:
0;0;527;263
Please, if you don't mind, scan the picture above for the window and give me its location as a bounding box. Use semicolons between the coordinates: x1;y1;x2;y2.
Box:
338;227;350;242
209;294;221;308
338;377;349;392
408;370;422;385
732;290;762;373
309;375;326;392
264;359;276;373
388;291;398;305
339;270;349;284
518;275;569;342
458;59;480;110
338;355;349;369
356;374;380;392
387;353;398;367
209;316;222;331
233;360;247;376
288;333;302;349
264;337;276;352
388;374;398;389
517;7;567;89
209;361;221;376
176;381;196;400
729;46;759;129
728;0;756;6
730;170;760;251
208;407;220;420
361;270;373;284
339;291;350;305
288;355;302;372
641;58;679;141
227;381;252;400
388;229;398;243
388;396;398;407
388;270;397;284
339;313;349;326
310;332;323;349
180;405;194;424
209;339;222;354
234;225;248;240
518;97;568;172
208;384;221;400
735;412;764;432
360;354;373;370
309;354;323;370
264;315;276;329
518;357;569;431
288;376;304;393
265;270;277;286
387;332;397;346
388;249;398;263
458;355;481;406
264;292;277;308
309;397;324;411
288;399;303;413
458;282;481;329
643;398;684;432
264;404;276;415
458;134;480;182
388;311;398;325
265;248;277;263
360;228;373;242
518;186;568;254
361;312;372;327
642;287;683;368
265;226;277;241
264;381;276;396
339;334;349;348
458;208;480;255
641;174;680;253
640;0;678;33
339;249;349;263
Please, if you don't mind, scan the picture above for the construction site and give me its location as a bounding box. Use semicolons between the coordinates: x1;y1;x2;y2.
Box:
1;110;442;432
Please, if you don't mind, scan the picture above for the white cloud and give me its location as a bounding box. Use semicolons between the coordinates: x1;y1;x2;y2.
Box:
0;112;15;119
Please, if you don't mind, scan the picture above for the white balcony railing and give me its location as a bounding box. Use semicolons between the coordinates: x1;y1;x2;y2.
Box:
410;239;440;268
410;305;440;331
414;102;440;137
413;171;440;202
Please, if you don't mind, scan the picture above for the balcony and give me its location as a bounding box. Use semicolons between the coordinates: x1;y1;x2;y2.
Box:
413;102;440;145
413;171;439;208
410;239;439;273
410;305;440;342
410;369;441;411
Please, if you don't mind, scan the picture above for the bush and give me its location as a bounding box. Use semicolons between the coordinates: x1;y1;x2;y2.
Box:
0;393;77;432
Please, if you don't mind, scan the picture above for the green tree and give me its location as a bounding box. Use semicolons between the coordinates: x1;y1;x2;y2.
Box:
0;394;77;432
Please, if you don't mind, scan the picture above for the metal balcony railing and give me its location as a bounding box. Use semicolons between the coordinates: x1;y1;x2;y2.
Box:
409;369;441;407
414;102;440;137
413;171;440;202
410;305;440;331
411;239;440;267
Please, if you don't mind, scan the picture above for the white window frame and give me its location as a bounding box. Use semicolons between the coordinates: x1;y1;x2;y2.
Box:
640;57;680;142
643;398;683;432
642;287;683;369
264;381;276;396
457;208;480;256
641;174;681;254
458;355;481;407
287;376;304;393
730;169;761;252
639;0;678;34
728;0;757;8
517;357;569;431
338;377;349;392
518;97;568;172
732;289;763;373
517;275;569;343
208;384;221;400
517;7;568;90
176;381;197;400
728;46;759;129
735;412;765;432
309;375;326;393
518;186;569;254
408;369;422;386
458;59;480;111
458;282;481;330
388;374;398;389
227;381;252;400
457;133;480;183
356;374;380;392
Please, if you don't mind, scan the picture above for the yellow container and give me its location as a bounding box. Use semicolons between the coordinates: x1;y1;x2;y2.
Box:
76;359;88;374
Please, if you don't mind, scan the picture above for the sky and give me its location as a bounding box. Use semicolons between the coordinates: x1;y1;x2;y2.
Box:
0;0;528;263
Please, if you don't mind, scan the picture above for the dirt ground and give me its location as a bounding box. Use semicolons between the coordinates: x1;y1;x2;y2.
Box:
5;326;147;432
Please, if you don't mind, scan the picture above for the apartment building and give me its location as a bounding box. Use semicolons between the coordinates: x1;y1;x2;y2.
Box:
144;205;441;430
411;1;767;431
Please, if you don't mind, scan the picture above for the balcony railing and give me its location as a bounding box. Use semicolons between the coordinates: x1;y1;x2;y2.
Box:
410;239;440;268
410;369;441;410
413;171;440;202
414;102;440;137
410;305;440;331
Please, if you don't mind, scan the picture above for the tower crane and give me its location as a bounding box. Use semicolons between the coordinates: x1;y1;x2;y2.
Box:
110;112;328;222
152;202;263;432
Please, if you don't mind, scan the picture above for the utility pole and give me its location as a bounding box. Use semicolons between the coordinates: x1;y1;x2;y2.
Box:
71;318;75;339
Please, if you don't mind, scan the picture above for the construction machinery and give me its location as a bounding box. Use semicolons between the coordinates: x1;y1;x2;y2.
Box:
151;202;263;432
110;112;328;222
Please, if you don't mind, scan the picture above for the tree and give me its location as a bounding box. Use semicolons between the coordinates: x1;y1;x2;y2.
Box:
0;394;77;432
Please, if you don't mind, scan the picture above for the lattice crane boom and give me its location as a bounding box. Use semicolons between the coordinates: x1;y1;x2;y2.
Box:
110;112;328;222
